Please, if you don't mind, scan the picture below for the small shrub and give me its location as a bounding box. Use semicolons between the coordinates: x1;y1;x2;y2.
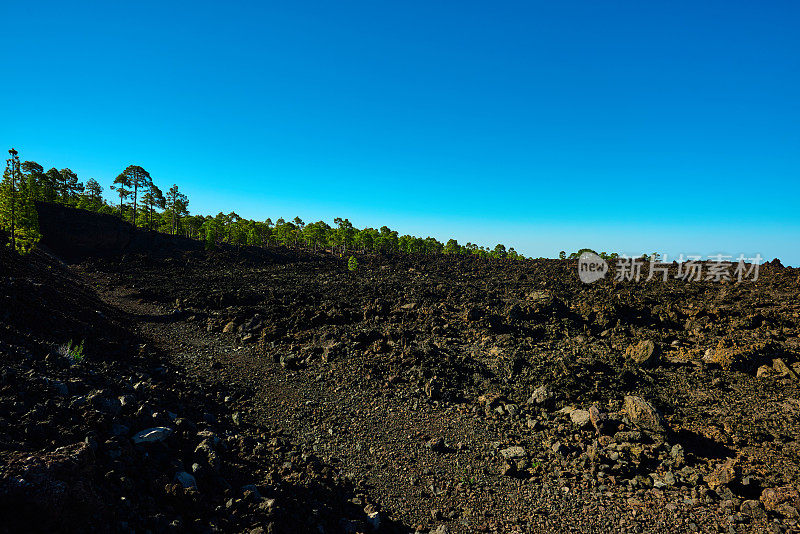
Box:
347;255;357;272
58;339;85;364
708;340;736;370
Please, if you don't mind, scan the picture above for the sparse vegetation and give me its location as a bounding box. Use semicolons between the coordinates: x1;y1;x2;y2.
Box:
348;255;358;272
58;339;85;364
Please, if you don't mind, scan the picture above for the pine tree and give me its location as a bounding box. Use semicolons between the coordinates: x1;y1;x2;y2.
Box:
85;178;103;207
110;173;132;219
119;165;152;227
0;148;40;253
165;185;189;235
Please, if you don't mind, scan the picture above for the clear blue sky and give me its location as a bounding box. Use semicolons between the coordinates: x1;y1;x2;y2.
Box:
2;1;798;264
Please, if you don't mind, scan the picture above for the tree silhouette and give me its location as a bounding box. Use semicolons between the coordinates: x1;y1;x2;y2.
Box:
119;165;152;227
111;172;132;218
1;148;40;253
141;183;165;230
3;149;20;251
85;178;103;205
165;184;188;235
58;168;82;201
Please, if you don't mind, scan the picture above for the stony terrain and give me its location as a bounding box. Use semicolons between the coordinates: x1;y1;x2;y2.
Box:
2;207;800;533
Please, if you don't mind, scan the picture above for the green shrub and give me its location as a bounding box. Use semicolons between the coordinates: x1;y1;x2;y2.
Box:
347;255;358;272
58;339;85;364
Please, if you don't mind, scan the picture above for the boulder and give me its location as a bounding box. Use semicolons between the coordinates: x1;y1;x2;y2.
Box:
625;340;659;368
623;396;668;435
570;409;591;429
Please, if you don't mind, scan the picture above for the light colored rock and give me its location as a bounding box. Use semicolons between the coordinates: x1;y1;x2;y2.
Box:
499;446;526;460
223;321;237;333
757;364;775;378
528;385;554;406
570;409;591;429
132;427;172;444
623;396;667;435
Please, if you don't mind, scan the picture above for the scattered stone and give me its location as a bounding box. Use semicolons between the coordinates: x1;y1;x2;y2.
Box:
570;409;591;429
528;385;554;407
761;486;800;513
131;427;172;444
706;458;738;489
623;396;668;435
757;365;775;378
773;359;800;380
499;446;526;461
614;431;643;443
589;405;609;434
241;484;263;500
223;321;237;333
740;499;766;520
625;340;659;368
670;444;685;467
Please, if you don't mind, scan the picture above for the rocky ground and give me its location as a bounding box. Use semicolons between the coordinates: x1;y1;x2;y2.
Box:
2;217;800;533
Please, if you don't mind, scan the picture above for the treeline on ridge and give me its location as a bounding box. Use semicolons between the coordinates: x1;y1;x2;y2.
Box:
2;148;527;259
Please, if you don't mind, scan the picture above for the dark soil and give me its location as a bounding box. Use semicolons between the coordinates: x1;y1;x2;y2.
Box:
3;208;800;533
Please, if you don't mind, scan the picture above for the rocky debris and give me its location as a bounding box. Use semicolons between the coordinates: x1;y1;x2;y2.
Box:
0;442;103;528
625;340;659;368
773;358;800;381
757;364;775;378
6;207;800;533
174;470;198;489
223;321;237;333
740;499;766;520
761;486;800;517
706;458;738;489
623;396;668;435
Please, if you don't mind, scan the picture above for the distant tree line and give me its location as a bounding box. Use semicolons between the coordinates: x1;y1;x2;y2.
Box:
1;149;526;259
558;249;662;261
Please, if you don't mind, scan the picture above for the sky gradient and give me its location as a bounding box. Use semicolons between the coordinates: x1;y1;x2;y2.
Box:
2;1;798;264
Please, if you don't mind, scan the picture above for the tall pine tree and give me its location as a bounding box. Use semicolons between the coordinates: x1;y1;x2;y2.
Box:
0;148;40;253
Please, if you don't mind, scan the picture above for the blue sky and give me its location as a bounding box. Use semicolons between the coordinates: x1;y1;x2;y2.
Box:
2;1;798;264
